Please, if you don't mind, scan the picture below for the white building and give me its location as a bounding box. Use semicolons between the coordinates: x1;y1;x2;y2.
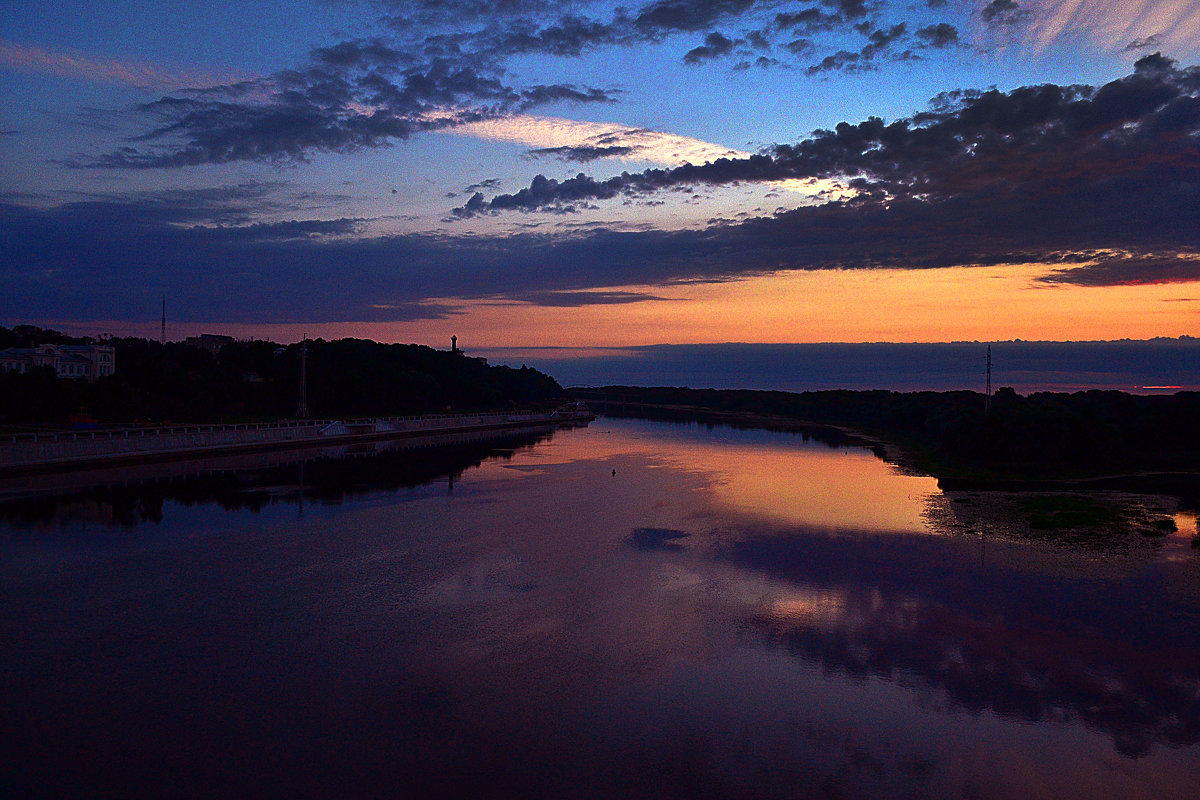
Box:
0;343;116;380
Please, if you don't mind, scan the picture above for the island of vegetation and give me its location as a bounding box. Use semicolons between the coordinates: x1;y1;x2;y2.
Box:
0;325;566;427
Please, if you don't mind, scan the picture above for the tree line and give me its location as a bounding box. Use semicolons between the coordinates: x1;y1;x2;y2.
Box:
584;385;1200;482
0;326;566;425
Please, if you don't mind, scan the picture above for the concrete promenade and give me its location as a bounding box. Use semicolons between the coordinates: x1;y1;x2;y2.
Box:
0;411;581;476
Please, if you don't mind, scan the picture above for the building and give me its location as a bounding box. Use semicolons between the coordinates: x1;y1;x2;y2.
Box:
449;335;487;365
0;343;116;380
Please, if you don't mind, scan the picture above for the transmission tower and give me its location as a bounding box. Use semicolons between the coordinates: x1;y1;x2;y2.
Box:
985;344;992;414
296;336;310;418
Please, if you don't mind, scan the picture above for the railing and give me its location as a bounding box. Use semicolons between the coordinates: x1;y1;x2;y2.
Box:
0;411;542;445
0;411;576;468
1;419;333;445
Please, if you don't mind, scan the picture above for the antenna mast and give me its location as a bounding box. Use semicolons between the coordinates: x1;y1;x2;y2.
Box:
985;344;992;414
161;296;166;344
296;336;310;418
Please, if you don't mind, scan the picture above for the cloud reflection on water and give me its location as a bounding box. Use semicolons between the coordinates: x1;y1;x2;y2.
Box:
2;416;1198;798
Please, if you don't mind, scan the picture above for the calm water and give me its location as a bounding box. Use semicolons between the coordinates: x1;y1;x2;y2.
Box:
2;418;1198;799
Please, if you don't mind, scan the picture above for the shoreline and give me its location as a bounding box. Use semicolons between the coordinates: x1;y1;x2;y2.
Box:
0;410;593;477
591;400;1200;546
589;398;1200;498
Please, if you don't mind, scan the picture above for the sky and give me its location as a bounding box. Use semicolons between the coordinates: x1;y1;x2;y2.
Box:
2;0;1200;383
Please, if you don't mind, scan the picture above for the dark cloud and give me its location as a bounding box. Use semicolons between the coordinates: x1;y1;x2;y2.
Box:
683;31;736;64
827;0;869;18
775;8;844;34
0;189;415;323
220;217;362;241
915;22;958;48
745;29;771;49
481;15;628;58
461;56;1200;213
354;301;463;321
529;144;639;162
381;0;954;79
448;58;1200;288
458;172;631;215
863;22;907;54
980;0;1029;26
804;22;909;73
1037;255;1200;287
1132;51;1177;75
519;84;616;105
78;41;616;168
70;0;967;169
20;26;1200;320
8;86;1200;328
784;38;816;56
733;55;782;70
309;37;409;70
805;50;863;75
382;0;574;21
506;290;672;306
451;192;488;217
1125;34;1164;52
634;0;760;34
3;191;734;323
463;178;502;193
56;182;299;226
81;97;416;169
390;0;778;65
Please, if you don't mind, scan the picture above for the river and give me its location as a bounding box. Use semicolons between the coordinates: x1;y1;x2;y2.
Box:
2;416;1197;799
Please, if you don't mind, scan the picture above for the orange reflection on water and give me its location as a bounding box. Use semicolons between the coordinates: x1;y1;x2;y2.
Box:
687;443;940;533
766;588;851;628
537;419;942;534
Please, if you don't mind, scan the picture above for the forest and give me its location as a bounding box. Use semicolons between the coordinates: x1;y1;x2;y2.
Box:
581;385;1200;485
0;325;565;425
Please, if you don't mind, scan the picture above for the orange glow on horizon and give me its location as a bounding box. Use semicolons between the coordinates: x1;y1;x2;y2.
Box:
43;263;1199;348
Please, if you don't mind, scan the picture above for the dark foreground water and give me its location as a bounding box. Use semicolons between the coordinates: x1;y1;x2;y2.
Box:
2;418;1198;799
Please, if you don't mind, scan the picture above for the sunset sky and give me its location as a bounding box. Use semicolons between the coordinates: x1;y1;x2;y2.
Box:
3;0;1199;364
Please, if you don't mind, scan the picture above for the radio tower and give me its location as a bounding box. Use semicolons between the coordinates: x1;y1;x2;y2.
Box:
296;336;310;418
160;296;166;344
985;344;993;414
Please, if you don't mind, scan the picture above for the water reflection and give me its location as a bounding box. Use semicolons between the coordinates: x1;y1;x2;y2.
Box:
720;501;1200;758
1;416;1197;799
626;527;691;552
540;416;941;533
0;425;558;527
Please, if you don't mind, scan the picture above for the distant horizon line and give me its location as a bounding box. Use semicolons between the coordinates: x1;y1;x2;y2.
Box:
3;320;1197;351
476;337;1200;355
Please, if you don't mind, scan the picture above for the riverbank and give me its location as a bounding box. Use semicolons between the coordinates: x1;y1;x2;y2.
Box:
591;398;898;455
577;389;1200;499
586;396;1200;548
0;409;594;476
